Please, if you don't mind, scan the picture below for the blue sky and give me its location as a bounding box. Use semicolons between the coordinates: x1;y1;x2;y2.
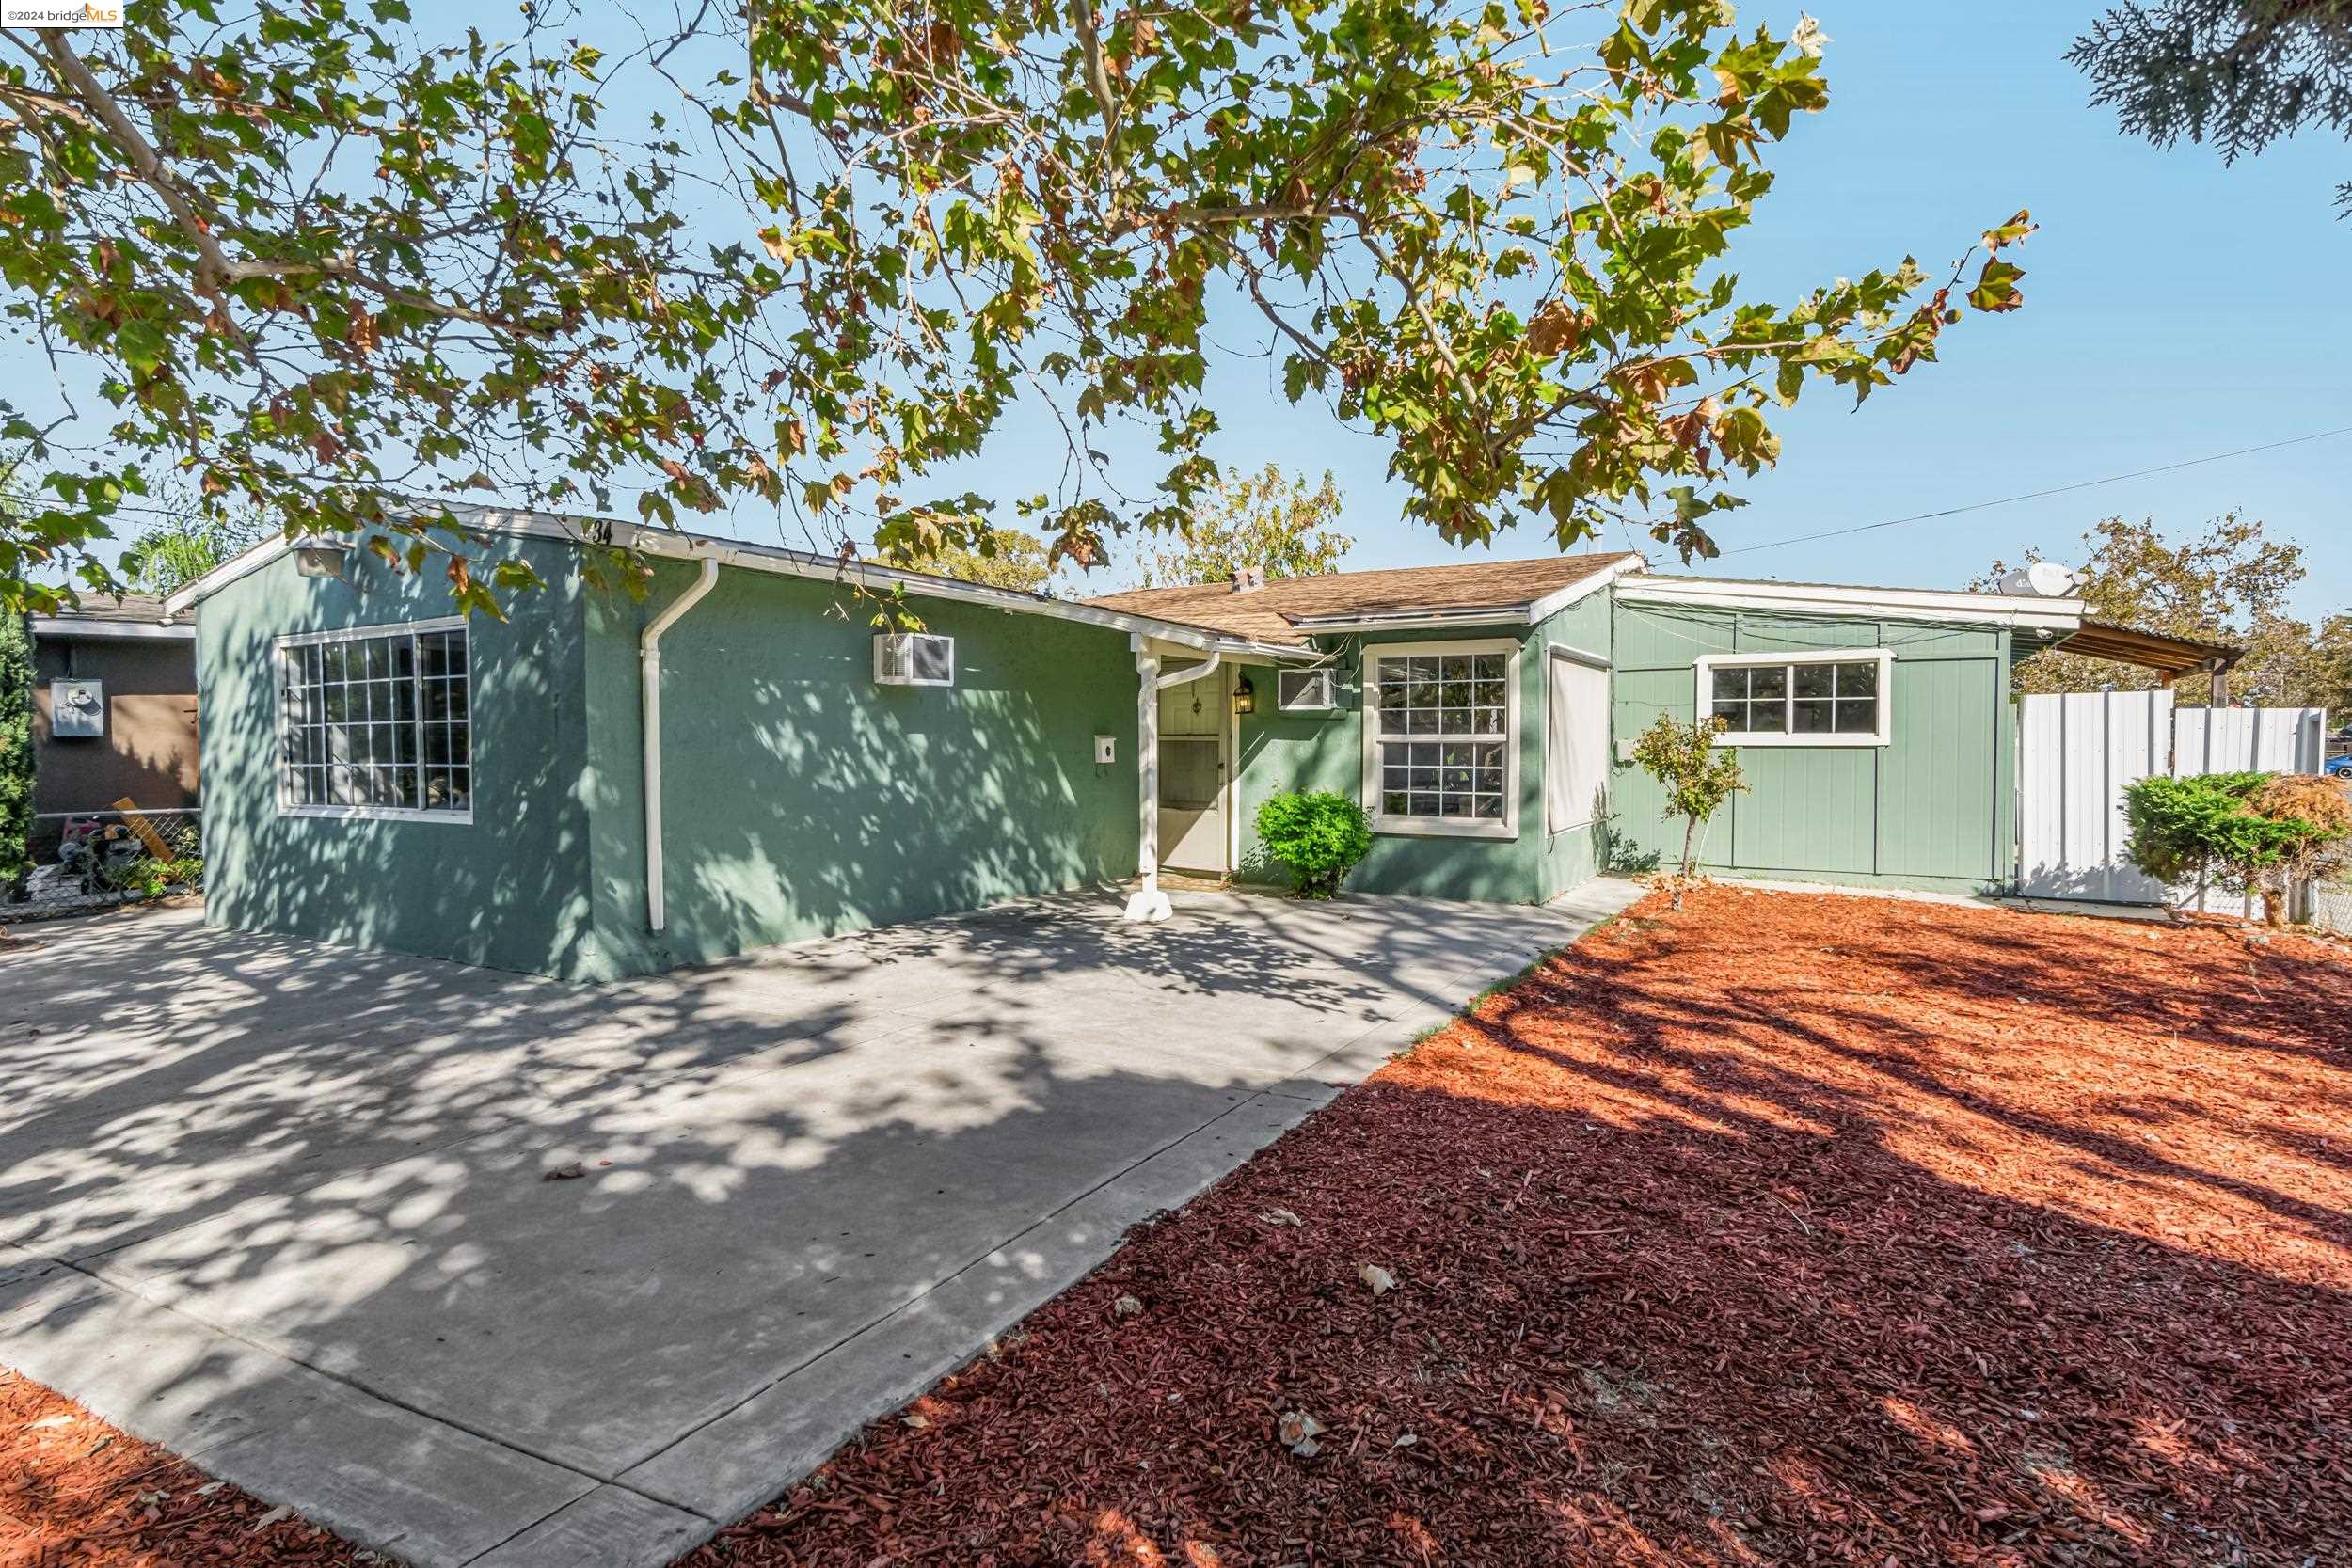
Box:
1679;3;2351;620
27;4;2349;617
1009;3;2352;614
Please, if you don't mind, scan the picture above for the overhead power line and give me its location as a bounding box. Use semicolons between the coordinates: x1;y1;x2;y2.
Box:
10;426;2350;559
1715;425;2352;558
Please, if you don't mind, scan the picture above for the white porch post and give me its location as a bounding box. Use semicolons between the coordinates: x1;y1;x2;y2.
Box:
1125;635;1172;923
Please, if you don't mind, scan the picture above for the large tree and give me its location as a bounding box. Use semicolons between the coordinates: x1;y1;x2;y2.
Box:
903;526;1055;594
0;1;2031;616
1131;464;1353;587
2070;2;2352;213
117;501;271;596
2256;608;2352;715
1986;513;2346;705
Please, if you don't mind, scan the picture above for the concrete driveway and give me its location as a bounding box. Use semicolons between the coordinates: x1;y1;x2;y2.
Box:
0;880;1638;1567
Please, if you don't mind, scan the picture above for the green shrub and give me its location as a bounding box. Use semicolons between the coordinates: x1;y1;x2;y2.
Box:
2122;772;2270;887
98;854;203;900
0;611;29;895
1253;789;1372;898
2123;771;2351;925
98;854;160;896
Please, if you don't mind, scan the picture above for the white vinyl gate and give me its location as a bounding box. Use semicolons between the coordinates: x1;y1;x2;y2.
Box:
2017;691;2329;903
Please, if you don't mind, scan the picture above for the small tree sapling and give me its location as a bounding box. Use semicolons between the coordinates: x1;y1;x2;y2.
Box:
1630;714;1748;911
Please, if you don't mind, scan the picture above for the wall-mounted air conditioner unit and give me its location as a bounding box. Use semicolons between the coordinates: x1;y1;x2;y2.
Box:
1277;669;1337;712
873;632;955;688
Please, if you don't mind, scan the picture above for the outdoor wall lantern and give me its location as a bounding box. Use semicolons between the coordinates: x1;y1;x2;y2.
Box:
1233;674;1256;715
294;540;351;580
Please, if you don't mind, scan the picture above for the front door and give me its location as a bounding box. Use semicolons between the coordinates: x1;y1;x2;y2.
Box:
1157;664;1229;875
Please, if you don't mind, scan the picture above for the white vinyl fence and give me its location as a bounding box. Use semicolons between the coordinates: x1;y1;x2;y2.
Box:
2171;705;2332;777
2017;690;2329;906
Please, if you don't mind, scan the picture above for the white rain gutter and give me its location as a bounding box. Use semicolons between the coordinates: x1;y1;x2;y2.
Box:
28;616;195;641
640;554;722;932
1124;644;1225;924
1159;648;1222;694
161;503;1321;665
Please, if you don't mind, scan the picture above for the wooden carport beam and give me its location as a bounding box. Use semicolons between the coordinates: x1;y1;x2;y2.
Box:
2058;619;2244;690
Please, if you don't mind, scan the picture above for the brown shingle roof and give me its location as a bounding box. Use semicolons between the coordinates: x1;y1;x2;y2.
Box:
33;593;175;627
1084;553;1640;645
64;593;172;623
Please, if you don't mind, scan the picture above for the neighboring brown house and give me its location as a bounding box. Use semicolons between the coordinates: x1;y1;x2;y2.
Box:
29;594;199;823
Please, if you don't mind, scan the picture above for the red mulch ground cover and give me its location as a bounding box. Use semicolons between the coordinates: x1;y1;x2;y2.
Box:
6;890;2348;1568
0;1369;375;1567
684;889;2352;1568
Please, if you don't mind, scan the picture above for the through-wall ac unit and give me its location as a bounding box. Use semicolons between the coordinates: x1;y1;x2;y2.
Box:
873;632;955;688
1277;668;1337;712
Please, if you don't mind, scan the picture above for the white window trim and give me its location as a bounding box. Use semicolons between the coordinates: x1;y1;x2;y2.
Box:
1276;667;1337;713
1359;637;1520;841
1693;648;1894;748
277;614;467;647
275;616;475;825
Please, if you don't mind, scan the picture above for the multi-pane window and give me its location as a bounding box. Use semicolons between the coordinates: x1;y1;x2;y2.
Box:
1368;645;1513;831
278;623;471;817
1700;653;1889;745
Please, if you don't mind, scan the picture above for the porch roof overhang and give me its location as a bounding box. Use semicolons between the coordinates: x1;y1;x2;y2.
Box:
2054;619;2243;682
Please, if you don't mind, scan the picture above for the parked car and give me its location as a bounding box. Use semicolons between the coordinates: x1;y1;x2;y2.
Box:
2328;752;2352;779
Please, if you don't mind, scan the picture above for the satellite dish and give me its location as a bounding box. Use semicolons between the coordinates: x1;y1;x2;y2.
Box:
1995;561;2082;599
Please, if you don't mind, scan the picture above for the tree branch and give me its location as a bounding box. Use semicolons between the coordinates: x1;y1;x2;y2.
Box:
37;33;240;302
1070;0;1121;166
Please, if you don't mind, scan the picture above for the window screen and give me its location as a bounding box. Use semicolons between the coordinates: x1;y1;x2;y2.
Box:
1546;656;1608;832
279;626;470;815
1158;736;1221;809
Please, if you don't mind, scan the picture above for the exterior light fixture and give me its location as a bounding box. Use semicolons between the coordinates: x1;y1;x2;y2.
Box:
1233;673;1256;715
294;540;350;579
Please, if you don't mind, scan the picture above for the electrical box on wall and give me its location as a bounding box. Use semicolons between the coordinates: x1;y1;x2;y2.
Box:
49;679;104;738
1093;735;1116;765
1614;736;1637;766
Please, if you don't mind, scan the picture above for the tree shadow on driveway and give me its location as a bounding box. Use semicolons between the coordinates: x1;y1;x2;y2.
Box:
702;886;2352;1568
0;883;1614;1565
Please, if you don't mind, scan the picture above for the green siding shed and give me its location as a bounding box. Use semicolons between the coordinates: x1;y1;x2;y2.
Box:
1606;595;2018;893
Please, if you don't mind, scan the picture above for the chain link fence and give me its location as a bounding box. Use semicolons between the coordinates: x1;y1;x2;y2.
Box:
2316;879;2352;938
2319;774;2352;937
4;808;204;923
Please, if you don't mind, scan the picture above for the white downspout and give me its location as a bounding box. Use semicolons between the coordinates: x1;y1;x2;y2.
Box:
1125;641;1223;924
641;555;721;932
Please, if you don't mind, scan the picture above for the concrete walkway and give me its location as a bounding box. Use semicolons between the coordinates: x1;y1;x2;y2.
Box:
0;880;1641;1567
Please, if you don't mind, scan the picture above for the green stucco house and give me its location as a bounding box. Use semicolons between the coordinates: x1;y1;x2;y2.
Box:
163;506;2101;981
